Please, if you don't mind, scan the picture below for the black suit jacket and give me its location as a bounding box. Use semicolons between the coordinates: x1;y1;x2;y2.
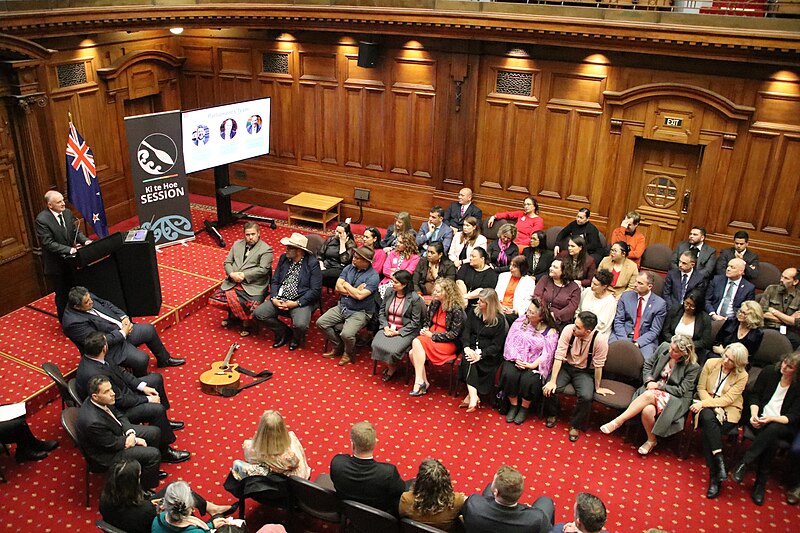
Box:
35;208;88;276
716;247;760;282
462;484;551;533
554;221;601;255
749;364;800;427
76;357;147;410
672;241;717;280
62;292;129;354
329;454;405;516
704;275;756;316
660;304;713;355
443;202;482;231
76;400;135;470
269;253;322;307
662;268;707;310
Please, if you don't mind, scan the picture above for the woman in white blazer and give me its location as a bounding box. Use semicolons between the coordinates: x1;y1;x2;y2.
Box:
495;255;536;324
448;216;487;269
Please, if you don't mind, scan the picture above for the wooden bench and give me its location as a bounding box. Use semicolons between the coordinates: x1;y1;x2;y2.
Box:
284;192;343;228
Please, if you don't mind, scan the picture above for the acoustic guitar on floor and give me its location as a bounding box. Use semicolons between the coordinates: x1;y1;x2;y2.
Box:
200;342;240;395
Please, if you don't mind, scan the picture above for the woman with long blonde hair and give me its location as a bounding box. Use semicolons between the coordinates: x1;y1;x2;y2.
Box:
409;278;467;396
232;410;310;479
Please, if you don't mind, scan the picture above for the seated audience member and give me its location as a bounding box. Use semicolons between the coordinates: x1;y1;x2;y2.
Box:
499;300;559;425
416;206;454;257
533;259;581;330
689;343;748;499
412;241;456;297
214;221;273;336
318;222;357;287
787;433;800;505
379;232;420;297
399;459;466;532
461;465;554;533
448;216;488;269
456;248;499;308
486;196;544;251
758;267;800;349
660;289;713;365
458;289;508;413
557;236;597;289
672;226;717;280
495;255;536;324
444;187;482;232
62;286;184;377
99;460;232;533
554;208;603;263
253;233;322;351
362;227;387;274
610;272;668;360
706;257;756;327
712;300;763;359
77;376;167;490
715;231;760;282
317;246;380;366
597;241;639;300
662;249;707;311
153;481;228;533
381;212;415;249
487;223;519;274
550;492;608;533
0;413;58;463
609;211;645;267
372;270;426;382
601;335;700;456
543;312;613;442
330;421;405;516
733;352;800;506
77;332;185;458
523;230;554;280
576;269;617;335
231;410;310;480
409;279;467;397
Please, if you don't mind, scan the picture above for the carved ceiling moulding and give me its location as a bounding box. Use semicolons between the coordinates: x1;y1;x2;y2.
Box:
0;8;798;64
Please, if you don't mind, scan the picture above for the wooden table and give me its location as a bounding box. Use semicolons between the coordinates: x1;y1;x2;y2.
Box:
284;192;343;228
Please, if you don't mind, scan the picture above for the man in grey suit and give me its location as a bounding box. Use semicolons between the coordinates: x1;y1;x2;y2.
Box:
610;271;668;359
35;190;92;319
218;221;273;336
671;226;717;280
415;206;454;257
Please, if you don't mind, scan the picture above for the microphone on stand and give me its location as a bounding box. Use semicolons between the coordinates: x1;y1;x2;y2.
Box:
72;219;82;248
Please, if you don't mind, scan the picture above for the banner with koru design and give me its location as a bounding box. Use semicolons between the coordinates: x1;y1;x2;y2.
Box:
124;110;194;246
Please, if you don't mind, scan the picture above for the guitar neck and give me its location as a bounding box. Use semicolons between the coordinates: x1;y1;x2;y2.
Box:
222;343;238;366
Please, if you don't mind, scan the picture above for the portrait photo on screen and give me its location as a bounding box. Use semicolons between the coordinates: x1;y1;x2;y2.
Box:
181;98;270;174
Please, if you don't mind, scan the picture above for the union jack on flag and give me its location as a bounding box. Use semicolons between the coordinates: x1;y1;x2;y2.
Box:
66;121;108;237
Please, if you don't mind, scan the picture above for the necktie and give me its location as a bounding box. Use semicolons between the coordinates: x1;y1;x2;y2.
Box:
431;226;439;242
58;213;67;233
719;281;735;318
460;205;466;217
680;273;689;301
633;296;644;340
690;245;699;255
243;245;252;262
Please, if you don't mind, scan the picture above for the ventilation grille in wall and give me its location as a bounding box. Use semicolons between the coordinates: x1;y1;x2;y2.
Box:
56;63;88;88
496;71;533;97
262;53;289;74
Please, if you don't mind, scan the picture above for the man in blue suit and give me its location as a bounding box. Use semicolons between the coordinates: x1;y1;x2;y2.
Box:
415;206;454;257
610;271;668;359
706;257;756;323
663;249;707;310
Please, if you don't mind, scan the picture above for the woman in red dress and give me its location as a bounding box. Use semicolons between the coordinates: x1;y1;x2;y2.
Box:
409;278;467;396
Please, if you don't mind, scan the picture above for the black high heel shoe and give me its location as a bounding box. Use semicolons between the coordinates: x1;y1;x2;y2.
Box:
409;382;429;396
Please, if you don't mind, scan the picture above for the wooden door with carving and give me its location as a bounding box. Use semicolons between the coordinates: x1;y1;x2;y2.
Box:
626;138;703;249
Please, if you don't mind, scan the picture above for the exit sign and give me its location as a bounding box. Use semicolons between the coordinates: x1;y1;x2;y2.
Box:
664;117;683;127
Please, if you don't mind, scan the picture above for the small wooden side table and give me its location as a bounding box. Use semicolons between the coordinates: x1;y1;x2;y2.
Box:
284;192;343;228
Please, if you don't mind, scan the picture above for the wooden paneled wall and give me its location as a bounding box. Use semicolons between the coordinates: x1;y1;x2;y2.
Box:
1;27;799;314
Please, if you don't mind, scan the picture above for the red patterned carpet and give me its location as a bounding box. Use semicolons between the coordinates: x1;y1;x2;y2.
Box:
2;204;799;532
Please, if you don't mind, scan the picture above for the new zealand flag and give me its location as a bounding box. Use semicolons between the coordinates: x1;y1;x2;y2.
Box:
66;121;108;238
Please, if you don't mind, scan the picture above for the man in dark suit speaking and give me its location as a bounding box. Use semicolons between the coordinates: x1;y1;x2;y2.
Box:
329;421;405;516
62;286;184;377
35;190;92;318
